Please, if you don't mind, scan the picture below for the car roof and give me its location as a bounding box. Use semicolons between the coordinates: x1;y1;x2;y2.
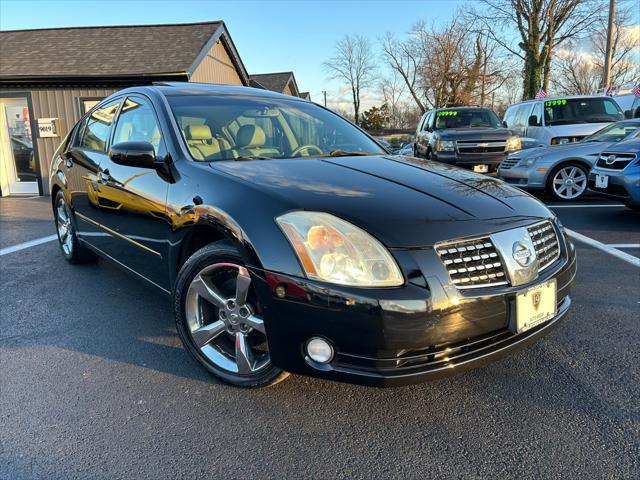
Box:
508;95;612;108
153;82;304;100
434;106;493;111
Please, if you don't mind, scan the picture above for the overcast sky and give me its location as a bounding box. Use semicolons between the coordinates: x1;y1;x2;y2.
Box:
0;0;467;108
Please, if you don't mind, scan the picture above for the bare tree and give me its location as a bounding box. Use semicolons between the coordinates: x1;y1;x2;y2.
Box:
379;73;405;128
470;0;599;99
552;5;639;94
381;32;427;113
323;35;376;125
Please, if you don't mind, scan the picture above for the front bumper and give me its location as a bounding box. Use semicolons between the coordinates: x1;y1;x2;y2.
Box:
432;151;507;172
252;233;577;387
498;165;547;190
588;170;640;207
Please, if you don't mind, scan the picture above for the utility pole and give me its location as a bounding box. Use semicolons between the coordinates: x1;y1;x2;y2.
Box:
603;0;616;89
322;90;327;107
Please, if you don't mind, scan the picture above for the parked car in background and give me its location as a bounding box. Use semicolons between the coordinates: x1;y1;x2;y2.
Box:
499;119;640;200
10;135;36;181
398;142;414;156
588;138;640;210
414;106;521;173
611;92;640;118
503;95;624;147
50;83;576;388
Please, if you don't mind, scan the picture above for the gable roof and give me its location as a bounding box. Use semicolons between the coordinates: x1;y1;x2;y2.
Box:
249;72;299;96
0;21;249;85
299;92;311;101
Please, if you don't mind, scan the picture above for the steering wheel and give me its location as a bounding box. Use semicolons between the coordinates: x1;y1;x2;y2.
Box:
291;144;323;157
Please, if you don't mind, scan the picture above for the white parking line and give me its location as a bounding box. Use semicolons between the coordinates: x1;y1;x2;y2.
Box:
546;204;626;208
607;244;640;249
0;234;58;256
565;229;640;267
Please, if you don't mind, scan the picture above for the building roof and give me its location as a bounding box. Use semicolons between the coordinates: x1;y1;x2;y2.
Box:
299;92;311;101
249;72;300;96
0;21;249;85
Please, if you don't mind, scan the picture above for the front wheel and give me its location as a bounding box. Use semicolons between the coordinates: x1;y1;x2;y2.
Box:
54;191;97;264
173;243;288;388
547;163;588;201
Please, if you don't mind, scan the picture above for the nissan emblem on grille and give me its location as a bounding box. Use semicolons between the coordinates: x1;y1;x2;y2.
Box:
512;241;534;267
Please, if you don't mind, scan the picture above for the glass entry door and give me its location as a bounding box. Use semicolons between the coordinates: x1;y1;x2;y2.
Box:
0;97;39;195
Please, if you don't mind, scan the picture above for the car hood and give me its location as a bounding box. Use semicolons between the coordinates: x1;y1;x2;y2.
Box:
211;156;552;248
547;122;610;138
438;128;516;140
512;141;610;160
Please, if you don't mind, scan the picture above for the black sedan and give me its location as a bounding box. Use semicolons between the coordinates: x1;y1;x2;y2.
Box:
50;83;576;387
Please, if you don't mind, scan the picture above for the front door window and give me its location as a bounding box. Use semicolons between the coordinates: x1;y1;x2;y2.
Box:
0;97;38;196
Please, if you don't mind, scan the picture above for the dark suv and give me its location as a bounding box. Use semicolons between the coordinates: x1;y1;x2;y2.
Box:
414;106;522;173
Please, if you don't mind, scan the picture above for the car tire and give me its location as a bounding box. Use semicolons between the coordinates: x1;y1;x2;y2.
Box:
547;162;588;201
53;190;98;264
173;242;289;388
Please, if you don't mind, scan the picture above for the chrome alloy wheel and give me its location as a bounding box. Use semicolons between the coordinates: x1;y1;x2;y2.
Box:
185;263;271;375
552;165;587;200
56;196;74;255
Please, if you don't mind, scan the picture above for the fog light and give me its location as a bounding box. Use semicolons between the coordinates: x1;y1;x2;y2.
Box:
306;337;334;363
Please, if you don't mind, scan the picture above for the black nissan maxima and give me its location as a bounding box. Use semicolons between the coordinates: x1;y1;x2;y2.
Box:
50;83;576;387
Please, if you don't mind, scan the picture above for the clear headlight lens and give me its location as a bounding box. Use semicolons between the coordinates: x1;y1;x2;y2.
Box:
505;136;522;152
276;211;404;287
551;137;570;145
518;155;541;167
437;140;455;151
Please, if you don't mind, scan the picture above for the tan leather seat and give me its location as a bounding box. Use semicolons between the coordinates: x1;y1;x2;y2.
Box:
184;125;231;161
236;124;279;157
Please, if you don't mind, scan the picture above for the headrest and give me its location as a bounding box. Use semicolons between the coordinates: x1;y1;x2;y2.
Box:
185;125;212;141
237;124;266;148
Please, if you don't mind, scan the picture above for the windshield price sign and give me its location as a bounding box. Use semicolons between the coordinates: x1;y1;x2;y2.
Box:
545;99;567;107
437;110;458;117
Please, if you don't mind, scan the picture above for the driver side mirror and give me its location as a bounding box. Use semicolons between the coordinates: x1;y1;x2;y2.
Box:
502;121;508;128
109;141;158;168
624;109;632;119
528;115;539;127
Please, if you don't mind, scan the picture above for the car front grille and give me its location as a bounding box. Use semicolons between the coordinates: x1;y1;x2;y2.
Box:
436;237;507;289
499;157;519;169
595;153;636;170
527;221;560;271
457;140;506;154
437;220;562;289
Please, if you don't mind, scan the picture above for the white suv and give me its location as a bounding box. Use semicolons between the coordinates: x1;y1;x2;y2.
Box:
503;95;624;147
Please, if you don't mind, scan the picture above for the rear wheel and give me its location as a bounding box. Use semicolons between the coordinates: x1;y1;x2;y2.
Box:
173;243;288;387
54;190;97;264
548;163;588;201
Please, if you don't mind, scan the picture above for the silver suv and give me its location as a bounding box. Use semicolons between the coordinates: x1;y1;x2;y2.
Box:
503;95;624;147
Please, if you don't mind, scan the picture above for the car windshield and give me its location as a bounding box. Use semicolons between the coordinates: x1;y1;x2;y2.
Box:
582;121;640;142
434;109;502;129
543;98;623;126
167;95;384;162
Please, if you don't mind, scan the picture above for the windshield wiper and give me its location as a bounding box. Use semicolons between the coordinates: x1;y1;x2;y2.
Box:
234;155;272;161
327;150;379;157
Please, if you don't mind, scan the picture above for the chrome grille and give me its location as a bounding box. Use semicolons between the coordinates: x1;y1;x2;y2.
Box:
595;153;636;170
436;237;507;289
499;158;519;169
527;221;560;271
457;140;506;154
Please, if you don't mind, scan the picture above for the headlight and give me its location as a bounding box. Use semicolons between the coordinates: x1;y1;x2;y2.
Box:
551;137;570;145
437;140;455;151
276;211;404;287
518;155;541;167
505;136;522;152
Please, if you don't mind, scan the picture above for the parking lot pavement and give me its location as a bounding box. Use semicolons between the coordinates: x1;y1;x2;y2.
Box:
1;197;639;479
